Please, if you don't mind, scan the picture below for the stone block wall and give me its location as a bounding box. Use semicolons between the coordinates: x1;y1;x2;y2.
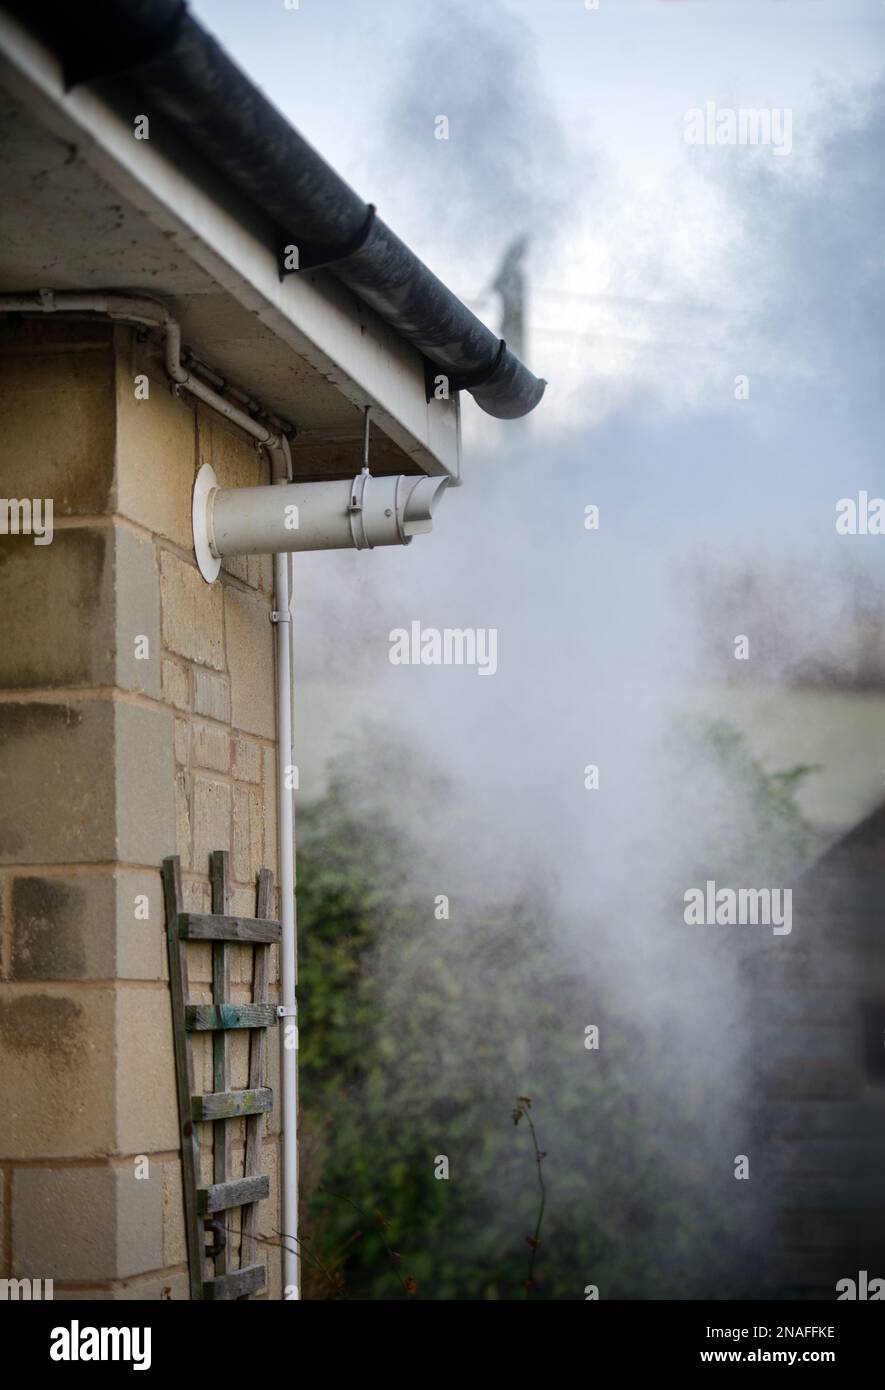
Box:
0;318;283;1298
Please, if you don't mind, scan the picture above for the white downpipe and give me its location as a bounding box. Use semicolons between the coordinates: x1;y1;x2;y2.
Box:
269;437;300;1302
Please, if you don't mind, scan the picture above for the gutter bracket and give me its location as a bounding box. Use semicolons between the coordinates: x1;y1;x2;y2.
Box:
277;204;377;278
423;338;507;402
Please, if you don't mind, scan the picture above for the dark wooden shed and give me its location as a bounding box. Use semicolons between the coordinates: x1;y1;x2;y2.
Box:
745;802;885;1298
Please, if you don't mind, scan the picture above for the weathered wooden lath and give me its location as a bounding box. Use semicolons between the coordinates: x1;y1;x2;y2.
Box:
163;850;279;1300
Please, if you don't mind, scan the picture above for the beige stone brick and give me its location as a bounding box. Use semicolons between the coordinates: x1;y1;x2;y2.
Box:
223;554;250;584
191;1031;212;1093
197;405;266;491
193;669;230;723
199;1128;213;1186
115;337;196;548
114;526;161;699
116;1162;164;1278
225;1117;246;1158
226;587;275;738
233;784;263;885
263;746;279;878
161;658;189;712
232;735;262;784
0;700;115;864
180;877;209;914
115;869;165;981
227;901;246;986
192;776;231;875
229;886;255;918
6;867;161;989
228;888;255;985
12;1166;116;1280
115;988;179;1155
0;524;160;697
0;986;115;1158
11;1163;163;1282
180;878;210;986
192;721;230;773
248;554;274;592
115;702;175;867
0;528;113;690
174;718;189;768
174;771;191;865
161;1160;186;1268
228;1027;250;1091
11;874;116;981
160;549;224;669
0;322;115;514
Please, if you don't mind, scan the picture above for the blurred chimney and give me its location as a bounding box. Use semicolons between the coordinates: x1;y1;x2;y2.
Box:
492;235;529;362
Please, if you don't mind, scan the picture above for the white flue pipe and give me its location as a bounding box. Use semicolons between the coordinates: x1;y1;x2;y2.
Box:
207;472;448;558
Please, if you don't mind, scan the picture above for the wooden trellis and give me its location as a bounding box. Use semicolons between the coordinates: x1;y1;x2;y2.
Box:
163;850;279;1300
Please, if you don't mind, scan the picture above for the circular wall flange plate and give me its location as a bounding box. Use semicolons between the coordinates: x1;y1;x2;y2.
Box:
192;463;221;583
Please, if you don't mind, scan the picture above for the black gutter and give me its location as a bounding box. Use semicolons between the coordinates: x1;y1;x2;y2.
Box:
5;0;546;420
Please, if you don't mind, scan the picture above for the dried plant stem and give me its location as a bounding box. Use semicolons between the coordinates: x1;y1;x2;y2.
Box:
524;1110;546;1297
512;1096;546;1298
319;1184;418;1297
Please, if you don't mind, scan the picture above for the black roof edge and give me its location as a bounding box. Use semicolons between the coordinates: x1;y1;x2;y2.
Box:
3;0;546;421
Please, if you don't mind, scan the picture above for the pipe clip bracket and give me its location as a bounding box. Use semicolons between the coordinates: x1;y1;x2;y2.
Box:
278;204;377;277
276;1005;297;1018
347;467;373;550
271;611;292;624
423;338;507;402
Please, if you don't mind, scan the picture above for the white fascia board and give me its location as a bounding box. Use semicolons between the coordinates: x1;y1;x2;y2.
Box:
0;12;461;480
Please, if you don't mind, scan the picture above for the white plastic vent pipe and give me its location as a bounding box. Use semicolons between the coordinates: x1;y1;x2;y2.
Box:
192;467;449;581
